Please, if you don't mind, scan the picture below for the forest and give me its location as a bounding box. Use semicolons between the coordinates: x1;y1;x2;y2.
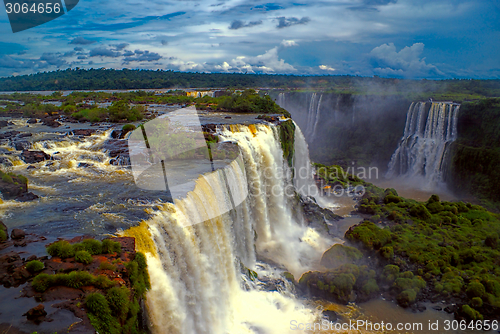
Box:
1;68;500;98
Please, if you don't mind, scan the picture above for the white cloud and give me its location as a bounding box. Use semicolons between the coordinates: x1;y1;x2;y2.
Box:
280;40;298;47
319;65;335;71
369;42;444;78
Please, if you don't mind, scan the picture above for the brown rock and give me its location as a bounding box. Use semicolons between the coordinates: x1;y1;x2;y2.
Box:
21;150;50;163
73;129;96;136
11;228;25;240
23;304;47;322
42;286;82;302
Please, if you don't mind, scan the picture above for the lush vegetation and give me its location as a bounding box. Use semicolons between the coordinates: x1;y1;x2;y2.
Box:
46;238;121;259
350;186;500;320
31;237;150;334
278;119;295;166
195;89;290;117
1;69;500;99
448;98;500;210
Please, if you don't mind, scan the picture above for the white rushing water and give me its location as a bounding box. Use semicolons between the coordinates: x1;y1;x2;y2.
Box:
304;93;323;142
386;101;460;189
137;123;333;334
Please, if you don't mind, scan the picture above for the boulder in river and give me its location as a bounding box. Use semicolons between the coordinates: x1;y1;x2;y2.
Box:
23;304;48;323
41;116;61;128
27;118;38;124
16;192;39;202
11;229;25;240
13;141;32;151
73;129;96;136
21;150;50;163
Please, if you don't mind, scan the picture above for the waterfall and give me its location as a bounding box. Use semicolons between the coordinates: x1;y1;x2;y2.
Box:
276;92;285;109
304;93;322;141
386;102;460;188
131;123;333;334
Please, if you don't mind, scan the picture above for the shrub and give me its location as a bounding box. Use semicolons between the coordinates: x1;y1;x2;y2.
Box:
75;250;93;265
467;281;486;298
93;274;115;289
26;260;44;273
397;289;417;307
0;229;7;242
471;297;483;308
409;204;432;220
32;273;52;292
462;305;483;321
86;292;111;315
66;271;94;288
99;261;117;271
107;286;130;319
428;194;440;204
46;240;75;258
102;239;121;254
81;239;102;255
384;194;402;204
121;124;136;133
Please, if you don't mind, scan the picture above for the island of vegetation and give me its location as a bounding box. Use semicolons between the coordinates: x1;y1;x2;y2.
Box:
296;164;500;323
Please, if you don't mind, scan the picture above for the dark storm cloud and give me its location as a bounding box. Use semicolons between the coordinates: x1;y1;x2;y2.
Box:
112;43;129;51
276;17;310;28
123;50;162;63
69;37;96;45
89;47;122;58
229;20;263;30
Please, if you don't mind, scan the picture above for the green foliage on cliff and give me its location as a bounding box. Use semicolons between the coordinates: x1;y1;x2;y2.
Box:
449;98;500;209
278;120;295;166
346;185;500;319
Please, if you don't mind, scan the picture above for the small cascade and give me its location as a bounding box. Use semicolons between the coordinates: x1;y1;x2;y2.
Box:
276;92;286;109
304;93;323;141
386;101;460;188
133;123;333;334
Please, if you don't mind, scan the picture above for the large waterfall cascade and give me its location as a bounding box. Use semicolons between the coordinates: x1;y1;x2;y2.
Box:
386;101;460;188
130;123;335;334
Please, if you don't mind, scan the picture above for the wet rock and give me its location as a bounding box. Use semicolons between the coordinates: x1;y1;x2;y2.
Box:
102;139;130;165
202;124;217;133
23;304;47;323
21;150;50;163
11;229;25;240
16;192;39;202
0;175;28;199
77;162;92;168
444;305;458;313
0;130;20;140
0;157;13;167
26;165;36;170
323;310;339;322
432;305;443;311
111;129;122;139
73;129;96;136
0;120;10;128
224;116;232;119
13;141;32;151
41;116;61;128
16;133;32;138
27;118;38;124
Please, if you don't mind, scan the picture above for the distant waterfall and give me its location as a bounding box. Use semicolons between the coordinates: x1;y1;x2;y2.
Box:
304;93;323;141
277;92;285;108
133;123;332;334
386;102;460;188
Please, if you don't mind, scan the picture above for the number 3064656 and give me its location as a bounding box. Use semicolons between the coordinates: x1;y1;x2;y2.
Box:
5;2;61;14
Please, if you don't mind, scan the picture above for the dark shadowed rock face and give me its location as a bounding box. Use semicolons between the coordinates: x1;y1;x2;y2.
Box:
21;150;50;163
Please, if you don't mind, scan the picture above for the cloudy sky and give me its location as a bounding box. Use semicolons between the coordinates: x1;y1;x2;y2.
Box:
0;0;499;78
